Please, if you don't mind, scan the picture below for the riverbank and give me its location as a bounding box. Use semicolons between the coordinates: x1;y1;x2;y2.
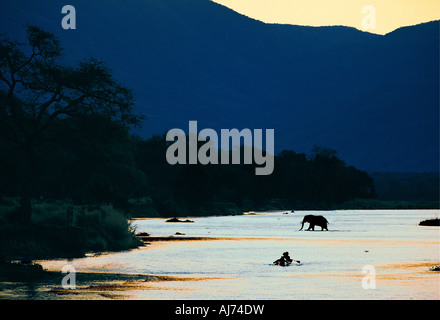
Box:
121;196;440;219
230;198;439;213
0;200;142;261
333;198;440;210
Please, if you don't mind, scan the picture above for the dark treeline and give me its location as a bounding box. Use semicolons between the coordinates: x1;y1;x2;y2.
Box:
371;172;439;202
0;128;377;218
0;25;376;222
132;138;376;216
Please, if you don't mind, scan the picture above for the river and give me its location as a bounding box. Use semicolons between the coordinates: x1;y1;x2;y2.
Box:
5;210;440;299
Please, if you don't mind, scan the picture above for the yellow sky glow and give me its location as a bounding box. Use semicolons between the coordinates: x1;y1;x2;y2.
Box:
212;0;440;34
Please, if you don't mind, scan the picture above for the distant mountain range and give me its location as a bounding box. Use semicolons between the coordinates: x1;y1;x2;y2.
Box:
1;0;438;172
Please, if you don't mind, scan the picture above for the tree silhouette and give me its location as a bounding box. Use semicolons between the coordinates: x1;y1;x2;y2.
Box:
0;25;143;223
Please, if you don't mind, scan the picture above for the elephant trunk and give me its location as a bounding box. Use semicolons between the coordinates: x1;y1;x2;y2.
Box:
299;219;305;230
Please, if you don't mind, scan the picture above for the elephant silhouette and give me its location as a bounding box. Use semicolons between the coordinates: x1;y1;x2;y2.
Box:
299;215;329;231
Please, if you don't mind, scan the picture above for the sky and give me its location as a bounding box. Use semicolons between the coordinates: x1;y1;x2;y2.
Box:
212;0;440;34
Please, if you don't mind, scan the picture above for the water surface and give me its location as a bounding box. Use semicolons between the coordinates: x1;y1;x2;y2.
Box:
34;210;440;299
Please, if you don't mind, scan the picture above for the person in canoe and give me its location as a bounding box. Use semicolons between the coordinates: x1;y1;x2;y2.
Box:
273;251;296;266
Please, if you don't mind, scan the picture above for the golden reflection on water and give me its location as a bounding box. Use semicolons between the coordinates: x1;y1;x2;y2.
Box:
36;210;440;300
47;272;220;300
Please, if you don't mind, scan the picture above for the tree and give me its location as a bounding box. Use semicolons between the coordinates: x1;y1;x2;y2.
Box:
0;25;143;222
